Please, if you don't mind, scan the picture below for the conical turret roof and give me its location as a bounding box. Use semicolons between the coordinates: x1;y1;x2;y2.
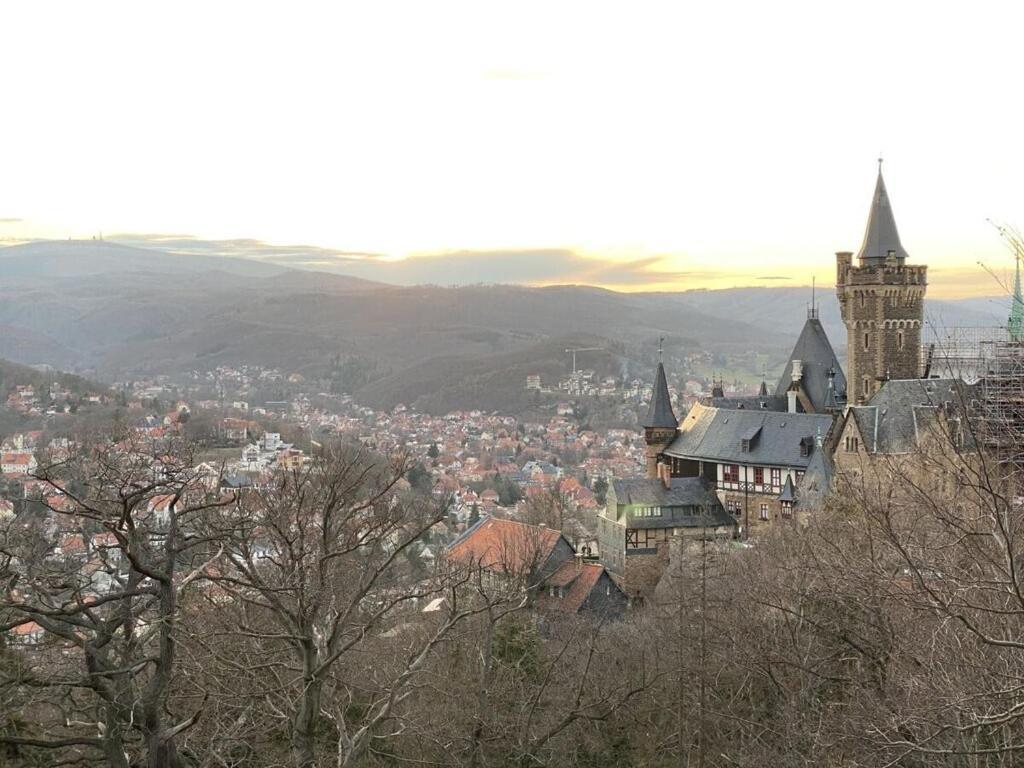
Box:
774;317;846;412
644;362;678;429
857;165;909;264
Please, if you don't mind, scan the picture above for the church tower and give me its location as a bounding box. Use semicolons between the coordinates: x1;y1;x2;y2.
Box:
836;163;927;404
643;350;678;478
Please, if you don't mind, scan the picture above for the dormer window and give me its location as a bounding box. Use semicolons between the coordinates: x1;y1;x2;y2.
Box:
740;426;761;453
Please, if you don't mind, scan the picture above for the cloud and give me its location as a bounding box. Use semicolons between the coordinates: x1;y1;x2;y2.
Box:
0;217;23;224
105;233;740;290
108;233;384;262
756;275;791;281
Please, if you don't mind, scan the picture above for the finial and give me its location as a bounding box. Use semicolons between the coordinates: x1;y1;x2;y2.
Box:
658;337;664;362
878;154;883;171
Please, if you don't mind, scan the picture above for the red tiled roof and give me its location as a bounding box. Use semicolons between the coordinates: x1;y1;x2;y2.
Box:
447;518;561;575
58;534;86;554
540;561;605;613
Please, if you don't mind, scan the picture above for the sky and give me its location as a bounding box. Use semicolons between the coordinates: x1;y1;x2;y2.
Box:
1;1;1022;298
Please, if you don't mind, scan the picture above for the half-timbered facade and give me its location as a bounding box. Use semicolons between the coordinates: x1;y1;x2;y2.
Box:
599;471;736;598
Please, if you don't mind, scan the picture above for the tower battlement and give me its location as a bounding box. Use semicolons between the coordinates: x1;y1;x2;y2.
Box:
837;167;926;404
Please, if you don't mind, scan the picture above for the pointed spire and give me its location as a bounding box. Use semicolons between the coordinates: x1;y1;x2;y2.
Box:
1009;251;1024;342
856;161;909;265
823;367;839;411
779;474;796;503
643;359;678;429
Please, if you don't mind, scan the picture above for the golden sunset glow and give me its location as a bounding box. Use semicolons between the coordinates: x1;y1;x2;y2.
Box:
1;1;1022;297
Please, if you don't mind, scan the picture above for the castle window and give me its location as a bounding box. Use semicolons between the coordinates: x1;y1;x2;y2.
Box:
754;466;764;485
845;436;860;453
862;377;870;397
723;464;740;483
859;293;866;307
781;501;793;519
759;503;769;521
863;332;870;351
897;330;904;350
770;468;781;488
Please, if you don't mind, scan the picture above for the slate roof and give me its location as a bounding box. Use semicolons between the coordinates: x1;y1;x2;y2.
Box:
643;362;678;429
778;474;796;503
707;395;788;412
857;166;909;264
846;377;976;454
773;317;847;412
611;476;737;531
796;444;834;509
612;476;721;508
664;403;833;469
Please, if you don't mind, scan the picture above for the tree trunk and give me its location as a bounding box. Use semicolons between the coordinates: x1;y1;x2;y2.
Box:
292;640;323;768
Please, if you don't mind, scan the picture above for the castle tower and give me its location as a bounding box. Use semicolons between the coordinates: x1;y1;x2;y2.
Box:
836;163;927;404
643;354;678;478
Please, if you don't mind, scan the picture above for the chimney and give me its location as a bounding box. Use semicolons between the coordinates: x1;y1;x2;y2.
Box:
787;389;798;414
658;461;671;490
791;359;803;382
575;552;583;572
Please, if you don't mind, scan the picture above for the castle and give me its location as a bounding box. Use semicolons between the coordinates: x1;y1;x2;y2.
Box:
599;164;941;598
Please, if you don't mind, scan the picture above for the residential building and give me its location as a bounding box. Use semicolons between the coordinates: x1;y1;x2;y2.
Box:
447;517;626;617
599;471;736;598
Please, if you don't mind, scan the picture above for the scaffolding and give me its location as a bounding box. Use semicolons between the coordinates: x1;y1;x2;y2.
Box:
921;325;1024;465
978;339;1024;465
926;325;1007;384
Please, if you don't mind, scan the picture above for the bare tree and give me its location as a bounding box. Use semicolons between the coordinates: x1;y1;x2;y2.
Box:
0;431;232;767
194;446;488;768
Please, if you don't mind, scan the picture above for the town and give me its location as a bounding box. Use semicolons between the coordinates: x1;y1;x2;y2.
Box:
3;1;1023;758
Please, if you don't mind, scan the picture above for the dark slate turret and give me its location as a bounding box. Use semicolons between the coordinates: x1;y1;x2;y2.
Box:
856;165;909;265
644;362;678;429
774;316;847;413
643;361;678;478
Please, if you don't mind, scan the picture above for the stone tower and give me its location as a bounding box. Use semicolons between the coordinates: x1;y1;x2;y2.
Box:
643;359;678;478
836;164;927;404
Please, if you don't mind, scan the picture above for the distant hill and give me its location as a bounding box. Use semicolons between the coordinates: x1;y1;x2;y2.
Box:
0;356;107;398
667;286;1008;348
0;240;1011;413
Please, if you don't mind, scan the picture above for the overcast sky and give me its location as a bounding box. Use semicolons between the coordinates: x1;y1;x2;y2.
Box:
1;2;1022;297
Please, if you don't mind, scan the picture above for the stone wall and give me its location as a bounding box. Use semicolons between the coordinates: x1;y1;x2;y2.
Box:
837;255;926;404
